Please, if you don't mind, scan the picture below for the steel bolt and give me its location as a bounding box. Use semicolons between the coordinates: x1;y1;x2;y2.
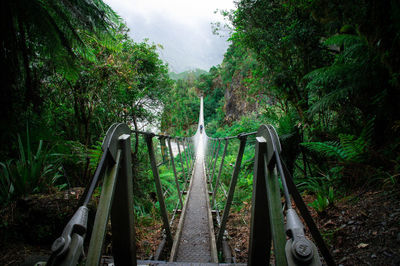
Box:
294;240;312;258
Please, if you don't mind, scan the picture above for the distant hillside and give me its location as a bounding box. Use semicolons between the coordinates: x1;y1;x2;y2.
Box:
169;68;207;80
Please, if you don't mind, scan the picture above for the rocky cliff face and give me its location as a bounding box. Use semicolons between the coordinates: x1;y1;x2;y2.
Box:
222;71;258;125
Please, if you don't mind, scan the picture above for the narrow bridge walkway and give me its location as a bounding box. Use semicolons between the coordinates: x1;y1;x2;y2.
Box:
170;98;218;263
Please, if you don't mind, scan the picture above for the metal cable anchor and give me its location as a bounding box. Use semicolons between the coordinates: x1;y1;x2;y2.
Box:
47;206;88;265
285;208;321;265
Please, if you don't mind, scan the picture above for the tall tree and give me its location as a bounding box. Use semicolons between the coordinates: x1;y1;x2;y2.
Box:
232;0;328;124
0;0;118;157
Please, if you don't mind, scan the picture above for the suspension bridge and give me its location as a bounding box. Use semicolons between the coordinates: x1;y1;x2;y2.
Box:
45;97;335;265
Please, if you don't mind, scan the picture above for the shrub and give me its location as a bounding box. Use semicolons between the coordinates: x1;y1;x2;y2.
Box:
0;129;61;205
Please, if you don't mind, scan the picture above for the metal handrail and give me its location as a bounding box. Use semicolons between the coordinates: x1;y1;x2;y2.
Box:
204;133;249;250
47;122;197;265
207;131;257;141
48;96;333;266
204;124;334;265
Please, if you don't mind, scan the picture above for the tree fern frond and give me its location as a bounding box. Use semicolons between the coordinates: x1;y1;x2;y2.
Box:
359;118;375;142
338;134;362;161
302;119;373;163
46;0;84;47
324;34;363;48
308;86;353;115
305;63;357;91
301;141;346;161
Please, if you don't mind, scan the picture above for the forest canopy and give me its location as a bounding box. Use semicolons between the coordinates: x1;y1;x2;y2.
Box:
0;0;398;219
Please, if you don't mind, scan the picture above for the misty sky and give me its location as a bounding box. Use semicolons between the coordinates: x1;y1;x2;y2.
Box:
104;0;235;73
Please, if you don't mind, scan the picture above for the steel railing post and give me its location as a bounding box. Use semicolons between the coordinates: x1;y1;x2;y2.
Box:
167;137;184;209
206;140;213;171
187;138;193;170
210;139;221;183
248;133;271;265
145;134;173;245
159;136;168;164
183;138;190;183
248;125;286;265
217;135;247;248
212;139;229;208
176;138;186;183
87;151;122;265
111;134;137;265
50;124;131;265
263;156;287;265
208;140;217;177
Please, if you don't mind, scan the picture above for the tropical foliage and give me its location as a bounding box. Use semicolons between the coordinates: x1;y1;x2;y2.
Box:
1;0;399;217
163;0;400;213
0;1;172;207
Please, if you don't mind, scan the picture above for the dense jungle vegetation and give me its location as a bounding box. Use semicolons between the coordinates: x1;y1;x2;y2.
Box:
0;0;399;263
0;0;172;205
162;0;400;213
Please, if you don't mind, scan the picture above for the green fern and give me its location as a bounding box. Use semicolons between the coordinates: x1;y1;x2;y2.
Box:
298;174;336;213
88;140;103;172
0;130;61;203
301;141;345;160
305;34;374;116
301;120;373;163
0;162;14;204
308;186;335;214
309;193;329;213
